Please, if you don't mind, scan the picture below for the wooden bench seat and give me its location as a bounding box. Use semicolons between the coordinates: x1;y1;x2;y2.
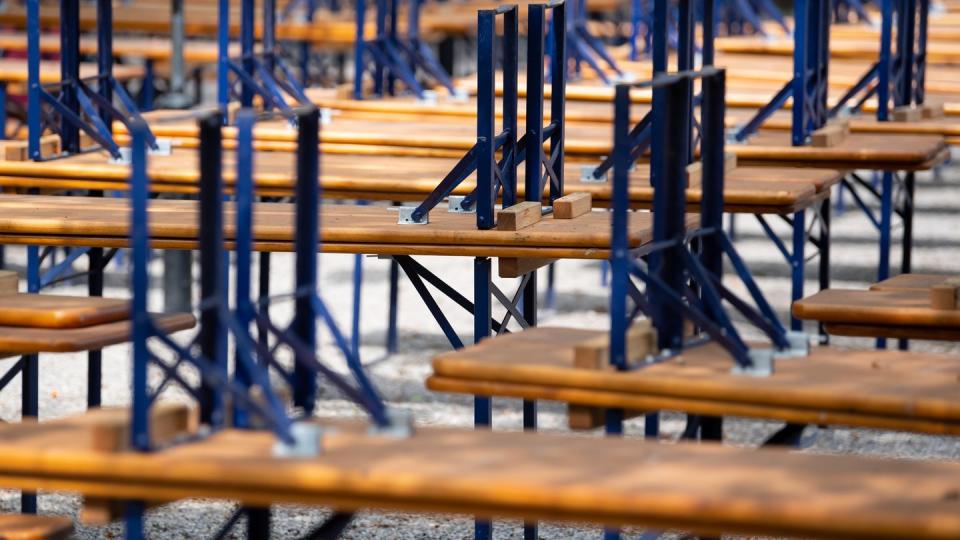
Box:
0;294;130;329
0;312;195;354
0;409;958;539
0;194;667;259
427;326;960;435
0;514;72;540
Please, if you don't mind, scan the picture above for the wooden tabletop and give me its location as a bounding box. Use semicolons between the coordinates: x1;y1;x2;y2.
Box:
120;108;949;170
736;131;949;171
0;146;838;214
793;288;960;334
0;410;959;539
430;327;960;435
794;277;960;340
0;194;666;259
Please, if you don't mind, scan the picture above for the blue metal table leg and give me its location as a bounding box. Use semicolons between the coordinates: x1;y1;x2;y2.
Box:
351;253;363;357
247;507;271;539
141;59;155;111
545;263;556;310
790;209;806;332
602;409;625;540
818;198;831;344
385;257;399;354
88;244;103;408
473;255;492;540
834;180;846;215
124;500;146;540
20;245;40;513
522;270;537;540
897;171;915;351
876;171;894;349
0;82;6;139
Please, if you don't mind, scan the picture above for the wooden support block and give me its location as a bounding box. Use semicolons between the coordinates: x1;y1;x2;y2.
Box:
893;106;922;122
811;124;847;147
568;321;656;430
553;192;592;219
829;117;851;134
930;277;960;310
0;136;59;161
496;201;542;231
498;257;556;278
922;103;945;119
724;151;738;173
573;319;655;370
0;271;18;294
0;514;72;540
62;402;197;452
686;161;702;187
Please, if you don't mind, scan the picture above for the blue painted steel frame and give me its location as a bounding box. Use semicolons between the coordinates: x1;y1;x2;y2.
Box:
217;0;311;119
610;68;792;376
25;0;157;160
352;0;457;99
736;0;830;145
563;0;624;83
831;0;928;119
124;107;391;539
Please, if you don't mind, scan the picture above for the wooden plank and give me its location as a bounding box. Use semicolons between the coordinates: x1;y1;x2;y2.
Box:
0;195;663;254
739;131;949;171
431;327;960;430
0;146;831;214
427;374;960;435
497;202;543;231
552;192;592;219
0;415;959;539
0;514;72;540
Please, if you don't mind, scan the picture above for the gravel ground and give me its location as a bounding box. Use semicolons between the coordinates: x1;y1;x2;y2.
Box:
0;159;957;538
